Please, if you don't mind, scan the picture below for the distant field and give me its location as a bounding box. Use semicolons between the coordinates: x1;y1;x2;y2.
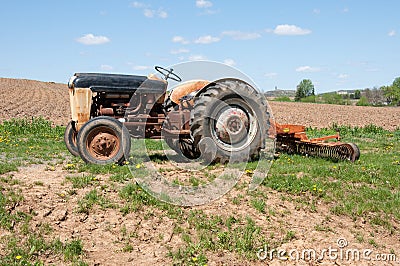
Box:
1;77;399;130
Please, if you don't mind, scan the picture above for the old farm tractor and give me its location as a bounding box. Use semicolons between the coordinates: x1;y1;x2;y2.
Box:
64;66;360;165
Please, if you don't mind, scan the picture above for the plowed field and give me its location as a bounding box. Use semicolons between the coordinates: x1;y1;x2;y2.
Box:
1;78;399;130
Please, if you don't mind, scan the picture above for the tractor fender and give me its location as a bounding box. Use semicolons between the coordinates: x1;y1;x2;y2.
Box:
193;78;263;99
170;78;263;105
169;80;210;104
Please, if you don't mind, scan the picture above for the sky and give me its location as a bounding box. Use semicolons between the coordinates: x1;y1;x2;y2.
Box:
1;0;400;93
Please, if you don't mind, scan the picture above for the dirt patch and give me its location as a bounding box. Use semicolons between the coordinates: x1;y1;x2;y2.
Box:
3;162;399;265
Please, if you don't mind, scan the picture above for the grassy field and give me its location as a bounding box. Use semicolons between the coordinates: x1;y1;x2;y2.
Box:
0;118;399;265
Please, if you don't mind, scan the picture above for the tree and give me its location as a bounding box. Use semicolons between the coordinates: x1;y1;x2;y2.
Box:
363;88;372;103
354;90;361;99
356;96;369;106
369;87;384;106
393;76;400;89
382;77;400;105
380;85;393;105
295;79;315;101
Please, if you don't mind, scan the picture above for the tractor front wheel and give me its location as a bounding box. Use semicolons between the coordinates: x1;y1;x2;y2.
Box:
76;117;131;164
64;121;79;157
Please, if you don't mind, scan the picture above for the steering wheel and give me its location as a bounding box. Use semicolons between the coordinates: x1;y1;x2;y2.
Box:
155;66;182;82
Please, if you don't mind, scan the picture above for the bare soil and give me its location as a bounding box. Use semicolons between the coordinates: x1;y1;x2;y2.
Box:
269;101;400;131
0;78;70;126
5;164;399;265
0;78;399;130
1;78;399;265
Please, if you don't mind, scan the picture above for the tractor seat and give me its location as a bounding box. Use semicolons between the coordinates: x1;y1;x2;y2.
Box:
170;80;209;104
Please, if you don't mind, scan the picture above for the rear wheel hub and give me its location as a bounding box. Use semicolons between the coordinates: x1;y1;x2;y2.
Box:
215;106;249;145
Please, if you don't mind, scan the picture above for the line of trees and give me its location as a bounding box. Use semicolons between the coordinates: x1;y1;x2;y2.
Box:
294;77;400;106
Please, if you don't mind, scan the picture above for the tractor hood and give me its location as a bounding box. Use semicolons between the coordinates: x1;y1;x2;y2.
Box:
68;73;166;93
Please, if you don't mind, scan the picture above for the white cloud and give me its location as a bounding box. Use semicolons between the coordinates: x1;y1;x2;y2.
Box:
338;74;349;79
189;55;207;61
342;7;349;13
265;72;278;78
76;34;110;45
388;30;396;37
313;8;320;14
170;48;190;54
273;24;311;36
222;31;261;40
143;9;154;17
133;65;150;71
100;64;113;71
196;0;212;8
223;59;236;66
131;2;167;18
158;10;168;18
172;36;190;44
194;35;220;44
143;8;167;18
295;66;320;72
200;9;218;15
131;1;145;8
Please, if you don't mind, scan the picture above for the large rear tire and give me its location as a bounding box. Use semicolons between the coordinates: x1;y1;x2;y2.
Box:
191;79;269;164
64;121;79;157
76;117;131;165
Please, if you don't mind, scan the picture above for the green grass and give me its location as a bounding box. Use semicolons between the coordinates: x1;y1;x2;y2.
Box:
272;96;292;102
65;173;99;188
0;118;399;264
250;198;266;214
169;212;266;263
77;189;115;214
0;117;65;173
0;235;86;266
0;194;28;231
265;125;400;230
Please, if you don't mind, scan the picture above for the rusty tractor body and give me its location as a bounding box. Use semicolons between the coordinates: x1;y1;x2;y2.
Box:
65;66;359;165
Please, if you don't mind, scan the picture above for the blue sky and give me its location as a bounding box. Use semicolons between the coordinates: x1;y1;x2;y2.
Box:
1;1;399;92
